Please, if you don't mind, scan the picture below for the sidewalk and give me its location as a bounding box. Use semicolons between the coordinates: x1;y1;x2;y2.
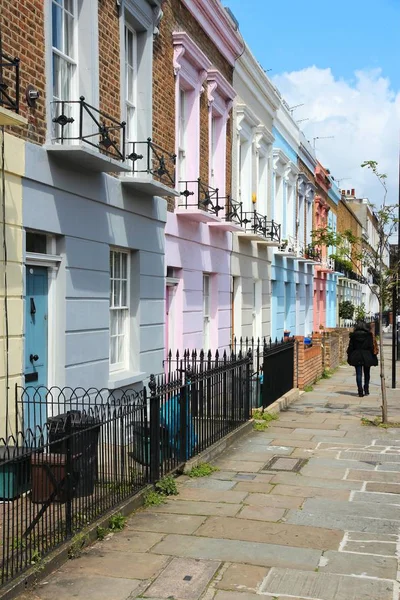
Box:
18;345;400;600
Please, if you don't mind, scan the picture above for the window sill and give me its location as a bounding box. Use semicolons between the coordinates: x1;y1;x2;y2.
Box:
108;371;146;390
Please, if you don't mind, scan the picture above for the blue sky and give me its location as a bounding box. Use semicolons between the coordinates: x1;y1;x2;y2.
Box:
224;0;400;205
224;0;400;91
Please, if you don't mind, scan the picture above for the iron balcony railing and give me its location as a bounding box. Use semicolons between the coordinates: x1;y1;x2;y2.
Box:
179;178;223;215
335;259;366;283
51;97;126;161
126;138;176;188
303;244;322;262
241;210;281;243
0;34;20;113
224;196;243;225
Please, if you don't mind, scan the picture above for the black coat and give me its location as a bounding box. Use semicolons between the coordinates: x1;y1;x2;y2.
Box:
347;329;376;367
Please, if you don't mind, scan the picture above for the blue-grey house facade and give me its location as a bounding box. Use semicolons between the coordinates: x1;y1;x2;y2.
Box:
20;0;175;414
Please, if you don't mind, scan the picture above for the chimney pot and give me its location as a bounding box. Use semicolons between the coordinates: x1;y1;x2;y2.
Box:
351;188;355;196
347;190;350;195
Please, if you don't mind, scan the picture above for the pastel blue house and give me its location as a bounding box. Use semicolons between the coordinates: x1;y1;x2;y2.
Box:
326;179;340;327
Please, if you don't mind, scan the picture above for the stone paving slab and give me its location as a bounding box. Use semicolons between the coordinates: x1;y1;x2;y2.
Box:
366;481;400;493
301;497;400;520
151;534;322;570
319;550;398;579
347;469;400;482
195;516;342;550
208;471;237;480
295;428;347;437
286;508;400;535
237;506;286;522
61;550;169;580
127;512;206;534
26;573;142;600
377;463;400;471
233;481;273;493
177;488;248;504
149;500;241;517
184;478;237;490
347;531;398;542
96;531;164;553
269;472;362;491
244;492;304;509
215;563;268;593
267;438;318;449
352;490;400;505
307;457;376;470
344;540;397;556
143;557;220;600
270;484;350;501
340;450;400;463
212;460;263;472
300;465;350;479
259;568;394;600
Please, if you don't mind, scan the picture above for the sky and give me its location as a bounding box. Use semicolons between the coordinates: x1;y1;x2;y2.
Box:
224;0;400;206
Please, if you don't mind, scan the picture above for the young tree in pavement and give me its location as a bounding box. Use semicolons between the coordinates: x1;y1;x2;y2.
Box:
312;161;397;423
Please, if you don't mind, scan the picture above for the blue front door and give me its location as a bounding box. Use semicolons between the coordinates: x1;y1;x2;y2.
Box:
24;266;48;430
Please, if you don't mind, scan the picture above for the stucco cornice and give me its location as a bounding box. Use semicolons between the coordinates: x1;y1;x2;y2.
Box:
273;147;290;176
207;69;236;113
181;0;244;66
255;124;274;149
234;46;281;118
236;102;259;130
172;31;212;77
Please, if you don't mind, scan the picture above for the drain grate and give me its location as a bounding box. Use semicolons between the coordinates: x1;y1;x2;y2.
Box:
263;456;307;472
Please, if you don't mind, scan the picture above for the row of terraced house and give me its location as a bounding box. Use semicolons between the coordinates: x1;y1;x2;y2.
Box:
0;0;381;435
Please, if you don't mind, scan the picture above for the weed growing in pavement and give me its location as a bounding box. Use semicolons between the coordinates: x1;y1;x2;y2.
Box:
143;490;166;507
253;411;279;431
155;475;178;496
96;526;108;540
304;384;314;392
361;416;400;428
321;368;333;379
68;532;89;559
109;513;127;532
188;463;220;478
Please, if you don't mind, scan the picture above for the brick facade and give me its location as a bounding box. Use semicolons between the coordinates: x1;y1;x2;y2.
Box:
0;0;46;145
98;0;120;123
153;0;234;212
337;198;363;268
296;336;323;390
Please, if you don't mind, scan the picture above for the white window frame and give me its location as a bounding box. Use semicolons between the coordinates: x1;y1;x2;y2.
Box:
124;23;137;143
203;274;211;350
51;0;78;137
178;88;187;182
109;249;130;373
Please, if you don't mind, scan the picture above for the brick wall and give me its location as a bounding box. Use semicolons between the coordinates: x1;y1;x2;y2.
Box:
98;0;120;124
295;336;323;389
0;1;46;145
153;0;234;212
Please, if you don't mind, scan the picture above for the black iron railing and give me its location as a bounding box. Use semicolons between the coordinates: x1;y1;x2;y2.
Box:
241;210;281;242
224;196;243;225
0;34;20;113
304;245;321;262
334;259;366;283
126;138;176;187
51;97;126;161
179;179;223;215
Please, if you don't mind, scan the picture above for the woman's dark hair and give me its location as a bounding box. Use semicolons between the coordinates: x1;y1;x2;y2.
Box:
354;320;370;332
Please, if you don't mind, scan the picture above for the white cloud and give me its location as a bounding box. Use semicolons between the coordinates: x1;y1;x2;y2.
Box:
273;67;400;207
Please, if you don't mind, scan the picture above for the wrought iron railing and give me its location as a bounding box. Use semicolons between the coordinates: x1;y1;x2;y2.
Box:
51;97;126;161
224;196;243;225
178;179;223;215
334;259;366;283
303;245;321;262
0;34;20;113
241;210;281;242
126;138;176;187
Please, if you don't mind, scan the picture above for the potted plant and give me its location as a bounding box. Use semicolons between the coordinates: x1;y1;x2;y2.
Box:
283;329;291;340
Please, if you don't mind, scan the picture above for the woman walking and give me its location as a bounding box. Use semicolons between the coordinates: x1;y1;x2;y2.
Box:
347;321;378;397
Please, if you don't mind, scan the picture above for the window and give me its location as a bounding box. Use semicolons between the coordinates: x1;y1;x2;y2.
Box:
178;89;187;181
210;115;218;187
52;0;76;103
110;250;129;371
51;0;76;139
252;280;261;340
203;274;210;350
124;25;137;142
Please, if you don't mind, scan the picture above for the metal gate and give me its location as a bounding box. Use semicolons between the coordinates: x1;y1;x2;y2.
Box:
262;339;295;409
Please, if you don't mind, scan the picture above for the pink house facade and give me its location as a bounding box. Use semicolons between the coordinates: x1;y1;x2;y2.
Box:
313;163;332;330
162;0;243;355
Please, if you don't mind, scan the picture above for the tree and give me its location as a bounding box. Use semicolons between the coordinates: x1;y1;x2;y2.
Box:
339;300;354;321
312;161;398;423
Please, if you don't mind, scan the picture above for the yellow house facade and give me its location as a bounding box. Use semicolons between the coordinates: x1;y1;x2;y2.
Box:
0;107;27;437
